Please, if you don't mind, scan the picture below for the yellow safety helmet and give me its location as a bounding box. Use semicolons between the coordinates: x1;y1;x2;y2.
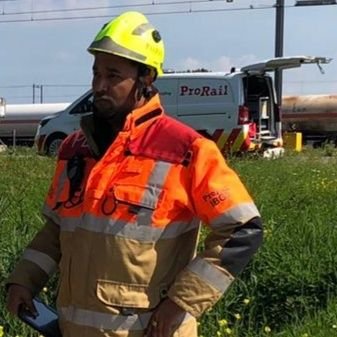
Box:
88;11;165;76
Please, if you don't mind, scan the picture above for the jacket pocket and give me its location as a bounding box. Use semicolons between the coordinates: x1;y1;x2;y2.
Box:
112;184;160;226
96;279;166;309
114;183;160;210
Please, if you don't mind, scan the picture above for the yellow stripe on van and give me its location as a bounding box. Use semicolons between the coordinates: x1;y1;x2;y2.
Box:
232;129;248;151
217;131;230;150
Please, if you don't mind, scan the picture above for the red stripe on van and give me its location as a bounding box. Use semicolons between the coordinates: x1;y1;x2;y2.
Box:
240;135;251;151
211;129;224;142
223;128;241;152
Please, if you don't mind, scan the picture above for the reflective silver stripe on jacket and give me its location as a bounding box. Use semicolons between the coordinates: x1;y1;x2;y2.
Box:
22;248;58;275
42;204;61;226
55;166;68;201
136;161;172;226
210;202;260;229
76;214;200;242
187;257;233;293
59;306;194;331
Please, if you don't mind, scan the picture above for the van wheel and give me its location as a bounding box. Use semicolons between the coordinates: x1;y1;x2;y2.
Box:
46;133;66;156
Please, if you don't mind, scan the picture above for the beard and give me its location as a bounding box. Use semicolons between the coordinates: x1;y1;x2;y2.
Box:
93;93;137;124
93;96;118;121
92;95;130;133
92;104;128;155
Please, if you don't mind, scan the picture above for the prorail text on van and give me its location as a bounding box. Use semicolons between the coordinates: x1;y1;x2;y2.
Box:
180;85;229;96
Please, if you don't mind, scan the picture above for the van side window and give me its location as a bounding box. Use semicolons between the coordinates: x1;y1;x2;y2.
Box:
70;94;94;115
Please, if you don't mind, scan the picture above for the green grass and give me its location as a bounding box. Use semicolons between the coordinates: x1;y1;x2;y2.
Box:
1;146;337;337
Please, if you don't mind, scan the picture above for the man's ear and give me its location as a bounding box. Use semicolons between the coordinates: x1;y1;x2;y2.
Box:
138;65;157;85
139;71;156;87
136;66;157;100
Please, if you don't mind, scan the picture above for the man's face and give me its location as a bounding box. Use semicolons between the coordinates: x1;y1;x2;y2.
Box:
92;52;139;121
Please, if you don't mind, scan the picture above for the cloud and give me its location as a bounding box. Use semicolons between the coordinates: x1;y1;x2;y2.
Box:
177;57;203;71
176;54;260;72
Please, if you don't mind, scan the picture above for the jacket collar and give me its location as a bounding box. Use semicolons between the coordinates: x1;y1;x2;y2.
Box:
81;94;164;157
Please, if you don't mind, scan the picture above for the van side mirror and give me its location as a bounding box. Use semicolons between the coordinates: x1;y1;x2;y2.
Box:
71;100;93;115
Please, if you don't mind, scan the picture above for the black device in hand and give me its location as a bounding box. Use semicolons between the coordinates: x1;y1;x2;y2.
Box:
18;297;62;337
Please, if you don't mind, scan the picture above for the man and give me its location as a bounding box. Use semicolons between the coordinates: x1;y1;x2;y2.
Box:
6;11;263;337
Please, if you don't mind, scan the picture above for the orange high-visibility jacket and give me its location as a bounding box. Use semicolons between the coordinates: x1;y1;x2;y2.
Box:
8;94;262;337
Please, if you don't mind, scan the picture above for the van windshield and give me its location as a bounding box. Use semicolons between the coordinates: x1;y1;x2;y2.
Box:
69;91;93;115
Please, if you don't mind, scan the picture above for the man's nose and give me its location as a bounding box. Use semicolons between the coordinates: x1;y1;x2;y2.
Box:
93;77;108;94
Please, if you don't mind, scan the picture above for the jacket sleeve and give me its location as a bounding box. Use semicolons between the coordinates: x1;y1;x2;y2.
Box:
6;218;61;295
6;158;65;295
168;138;263;318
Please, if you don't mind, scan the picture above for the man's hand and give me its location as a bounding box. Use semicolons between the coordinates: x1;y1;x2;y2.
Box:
6;284;36;317
145;298;186;337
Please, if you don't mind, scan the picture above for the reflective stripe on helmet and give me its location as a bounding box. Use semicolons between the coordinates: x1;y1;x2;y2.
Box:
89;36;146;62
132;22;155;36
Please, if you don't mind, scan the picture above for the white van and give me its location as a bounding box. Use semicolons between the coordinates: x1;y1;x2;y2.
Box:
35;56;330;156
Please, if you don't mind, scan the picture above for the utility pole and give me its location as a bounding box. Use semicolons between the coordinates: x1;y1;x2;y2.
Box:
32;83;36;103
40;85;43;103
274;0;335;104
275;0;285;105
33;84;44;103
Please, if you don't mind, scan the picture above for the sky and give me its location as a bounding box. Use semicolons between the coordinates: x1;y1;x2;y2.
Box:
0;0;336;104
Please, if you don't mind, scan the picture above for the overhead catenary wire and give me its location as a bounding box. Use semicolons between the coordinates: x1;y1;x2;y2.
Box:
2;0;244;15
0;6;291;23
2;0;335;24
0;1;293;24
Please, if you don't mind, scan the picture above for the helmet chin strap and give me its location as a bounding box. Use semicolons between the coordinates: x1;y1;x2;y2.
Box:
136;80;157;102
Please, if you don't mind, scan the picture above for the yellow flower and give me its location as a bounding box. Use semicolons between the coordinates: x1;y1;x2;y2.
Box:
243;298;250;305
0;326;4;337
333;325;337;329
234;313;241;320
263;229;271;237
301;333;309;337
225;327;232;335
217;331;222;337
43;287;48;292
219;319;228;327
264;326;272;333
